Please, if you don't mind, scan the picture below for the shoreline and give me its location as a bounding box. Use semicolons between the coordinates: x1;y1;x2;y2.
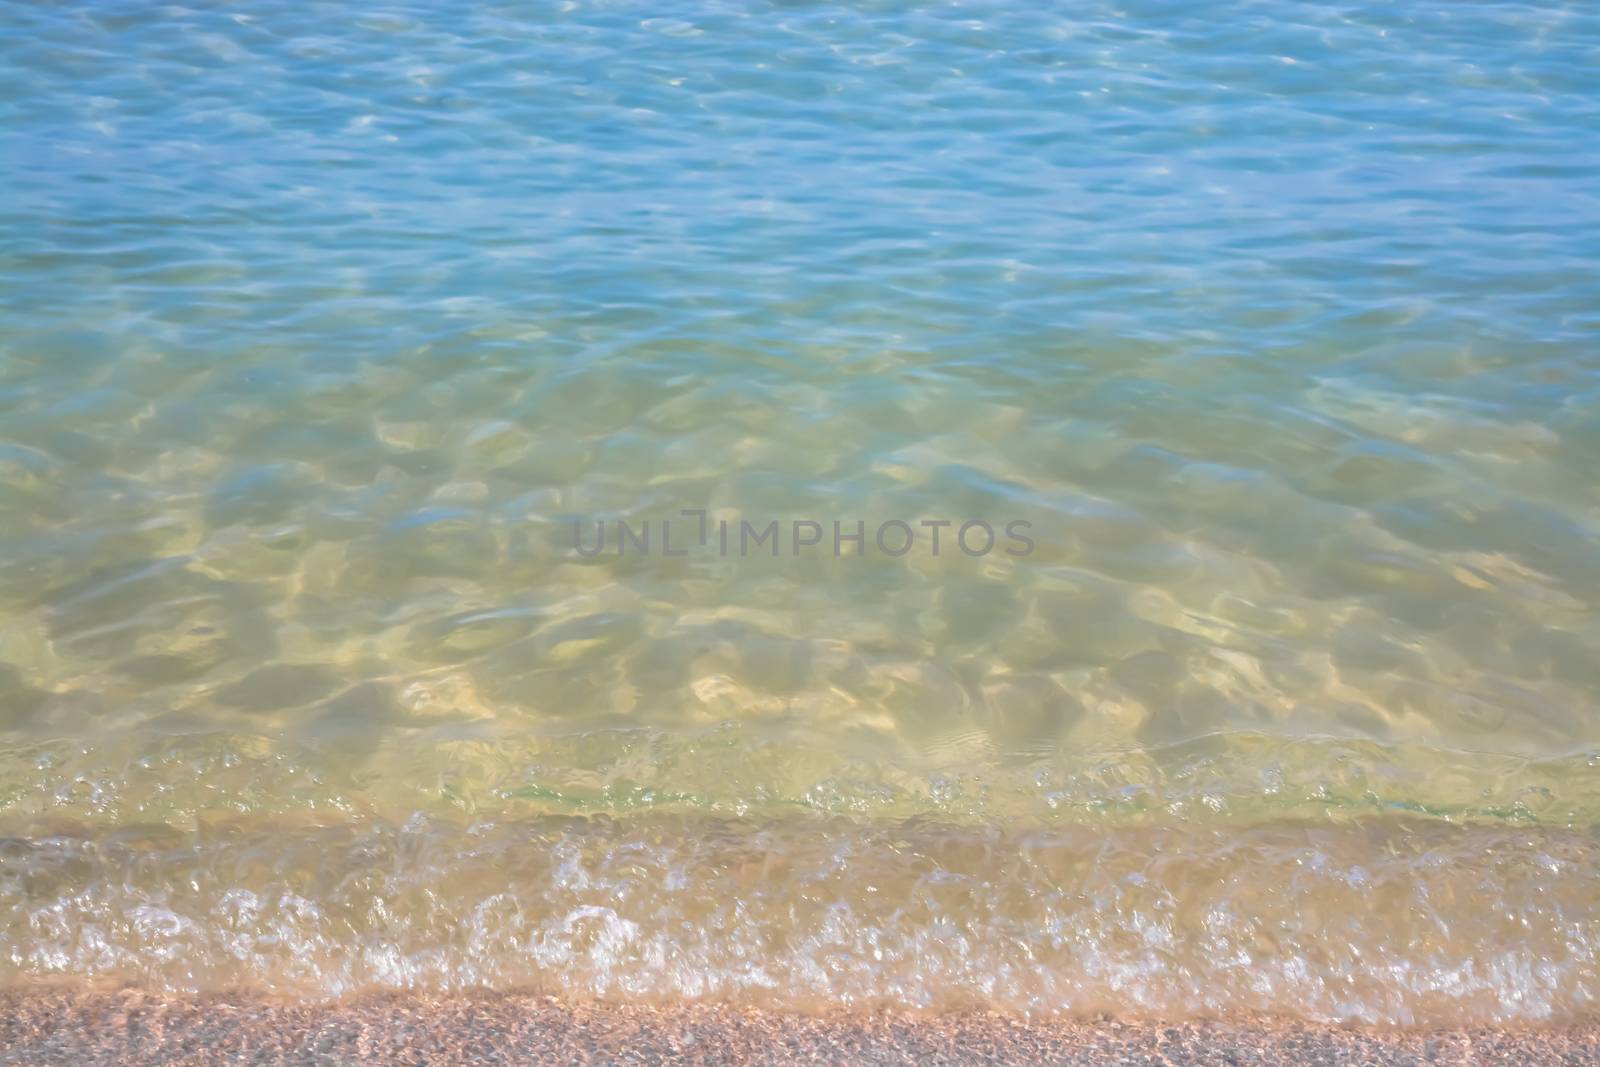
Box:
3;989;1597;1065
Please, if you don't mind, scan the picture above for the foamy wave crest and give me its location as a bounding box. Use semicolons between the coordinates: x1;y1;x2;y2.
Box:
4;814;1596;1027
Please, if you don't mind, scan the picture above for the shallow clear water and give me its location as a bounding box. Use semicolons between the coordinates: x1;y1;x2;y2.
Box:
3;0;1600;1026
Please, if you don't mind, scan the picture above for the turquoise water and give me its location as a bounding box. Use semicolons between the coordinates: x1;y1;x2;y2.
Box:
2;0;1600;1025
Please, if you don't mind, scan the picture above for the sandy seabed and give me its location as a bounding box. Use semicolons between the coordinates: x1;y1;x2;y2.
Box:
1;989;1597;1066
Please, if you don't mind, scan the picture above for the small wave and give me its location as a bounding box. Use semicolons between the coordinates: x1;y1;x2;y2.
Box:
3;812;1596;1026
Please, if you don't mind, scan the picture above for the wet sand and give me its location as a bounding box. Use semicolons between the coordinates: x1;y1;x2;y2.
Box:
1;990;1596;1065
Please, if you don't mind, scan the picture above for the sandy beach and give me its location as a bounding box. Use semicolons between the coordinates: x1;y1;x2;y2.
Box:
2;989;1596;1066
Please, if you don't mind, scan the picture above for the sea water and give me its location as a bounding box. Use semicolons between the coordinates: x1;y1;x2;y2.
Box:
2;0;1599;1026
